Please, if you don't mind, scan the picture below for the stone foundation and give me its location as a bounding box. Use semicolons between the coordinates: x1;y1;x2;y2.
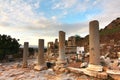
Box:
87;64;103;72
68;67;108;79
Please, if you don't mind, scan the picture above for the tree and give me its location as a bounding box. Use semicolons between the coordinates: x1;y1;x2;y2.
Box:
0;34;20;61
74;35;81;41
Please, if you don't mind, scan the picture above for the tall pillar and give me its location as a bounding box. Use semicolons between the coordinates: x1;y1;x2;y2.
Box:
87;20;103;71
22;42;29;68
89;20;100;65
73;37;76;46
34;39;46;70
47;42;50;56
57;31;66;64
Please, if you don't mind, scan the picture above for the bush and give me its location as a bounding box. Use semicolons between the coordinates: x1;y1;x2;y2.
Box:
0;34;20;61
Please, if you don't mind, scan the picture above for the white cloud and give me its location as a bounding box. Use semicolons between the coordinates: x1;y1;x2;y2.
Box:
87;0;120;28
34;1;40;9
0;0;52;46
52;0;77;9
0;0;120;47
50;0;102;22
51;16;57;20
0;0;43;27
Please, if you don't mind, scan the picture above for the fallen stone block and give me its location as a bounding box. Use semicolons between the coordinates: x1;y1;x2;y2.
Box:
34;65;47;71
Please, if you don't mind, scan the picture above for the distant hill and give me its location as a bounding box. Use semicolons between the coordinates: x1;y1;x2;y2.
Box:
100;17;120;44
105;17;120;29
100;18;120;35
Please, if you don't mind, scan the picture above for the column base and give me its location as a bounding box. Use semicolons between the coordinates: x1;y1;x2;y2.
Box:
22;62;28;68
56;58;67;64
34;64;47;71
86;64;103;72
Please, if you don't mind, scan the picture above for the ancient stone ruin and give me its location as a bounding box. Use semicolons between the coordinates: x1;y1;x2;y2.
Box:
22;42;29;68
87;20;103;71
0;20;120;80
34;39;46;71
57;31;66;65
22;20;120;79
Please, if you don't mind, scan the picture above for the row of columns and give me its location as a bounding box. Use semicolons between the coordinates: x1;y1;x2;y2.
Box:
22;20;102;71
22;31;67;69
22;39;46;70
57;20;102;71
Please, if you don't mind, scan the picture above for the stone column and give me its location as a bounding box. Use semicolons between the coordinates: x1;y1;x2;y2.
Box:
34;39;46;70
73;37;76;46
47;42;50;55
22;42;29;68
118;52;120;58
87;20;103;71
57;31;66;64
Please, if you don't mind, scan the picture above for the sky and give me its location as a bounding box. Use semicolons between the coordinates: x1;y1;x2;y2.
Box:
0;0;120;47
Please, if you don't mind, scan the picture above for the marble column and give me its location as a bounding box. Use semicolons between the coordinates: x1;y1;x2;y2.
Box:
22;42;29;68
87;20;103;71
34;39;46;70
57;31;66;64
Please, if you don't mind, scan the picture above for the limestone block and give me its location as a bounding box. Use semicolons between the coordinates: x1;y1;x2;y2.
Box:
87;64;103;72
83;69;98;77
34;65;47;71
59;68;66;72
53;65;60;71
97;72;108;79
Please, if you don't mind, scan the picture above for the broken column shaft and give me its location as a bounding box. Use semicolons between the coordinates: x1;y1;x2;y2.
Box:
22;42;29;68
34;39;46;70
89;20;100;65
88;20;103;71
38;39;45;65
57;31;66;64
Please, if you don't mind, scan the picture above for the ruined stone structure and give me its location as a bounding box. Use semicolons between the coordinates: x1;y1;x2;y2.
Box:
55;39;59;47
47;38;59;55
47;37;77;55
47;42;54;55
57;31;66;64
65;36;77;54
22;42;29;68
34;39;46;70
68;36;76;47
87;20;103;71
54;39;59;53
65;46;76;54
